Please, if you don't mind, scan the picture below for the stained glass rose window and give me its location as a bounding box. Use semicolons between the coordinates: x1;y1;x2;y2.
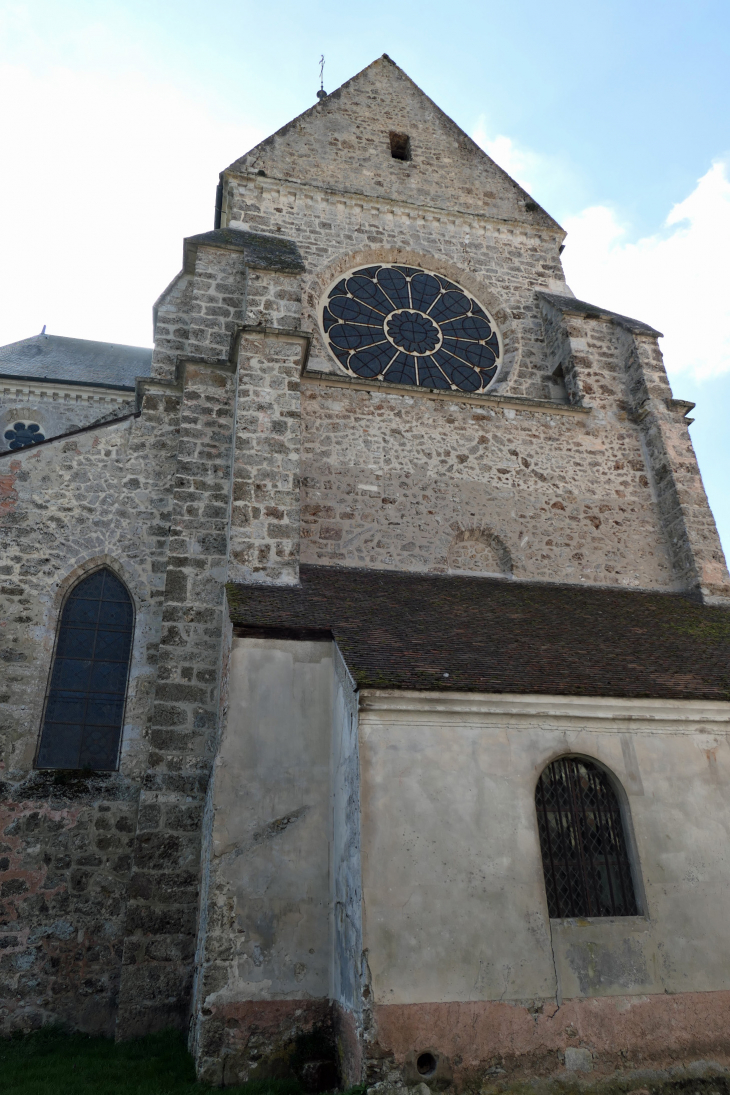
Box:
4;422;45;450
321;265;501;392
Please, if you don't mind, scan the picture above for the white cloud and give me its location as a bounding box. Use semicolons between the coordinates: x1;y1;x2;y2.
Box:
471;118;541;193
560;162;730;379
473;113;730;381
0;64;264;348
471;114;581;220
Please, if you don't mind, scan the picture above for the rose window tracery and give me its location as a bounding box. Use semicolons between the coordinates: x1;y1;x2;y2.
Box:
321;265;501;392
4;422;45;450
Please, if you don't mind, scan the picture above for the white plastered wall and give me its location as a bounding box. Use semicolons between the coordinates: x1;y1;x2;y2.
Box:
357;691;730;1005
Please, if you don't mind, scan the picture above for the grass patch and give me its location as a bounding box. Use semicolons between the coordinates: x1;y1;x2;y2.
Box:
0;1027;306;1095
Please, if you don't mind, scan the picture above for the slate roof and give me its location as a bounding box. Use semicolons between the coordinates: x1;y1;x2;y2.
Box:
228;565;730;701
0;332;153;389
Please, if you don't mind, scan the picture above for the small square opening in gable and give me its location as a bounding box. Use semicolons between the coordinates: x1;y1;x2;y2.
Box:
389;132;411;161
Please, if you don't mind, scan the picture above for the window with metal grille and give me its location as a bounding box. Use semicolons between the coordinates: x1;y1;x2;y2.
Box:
36;568;134;771
535;756;639;918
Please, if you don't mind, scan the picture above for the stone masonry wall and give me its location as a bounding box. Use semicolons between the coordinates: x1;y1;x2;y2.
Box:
227;57;560;232
218;190;728;594
0;231;309;1039
297;377;676;589
629;333;729;601
151;244;247;384
0;383;137;453
0;390;181;1034
2;49;727;1062
540;296;730;599
214;55;729;597
220;56;569;406
226;179;565;403
0;233;303;1039
116;358;238;1038
229;327;303;586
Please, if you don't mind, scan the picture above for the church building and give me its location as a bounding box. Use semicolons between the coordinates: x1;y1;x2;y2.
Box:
2;55;730;1090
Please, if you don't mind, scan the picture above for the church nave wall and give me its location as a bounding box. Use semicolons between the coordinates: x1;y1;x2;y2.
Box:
0;388;181;1033
298;381;676;589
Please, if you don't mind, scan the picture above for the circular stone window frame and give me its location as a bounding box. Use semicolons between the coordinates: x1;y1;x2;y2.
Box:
1;417;46;451
318;263;505;394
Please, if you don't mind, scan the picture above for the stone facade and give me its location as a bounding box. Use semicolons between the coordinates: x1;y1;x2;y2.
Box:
1;52;730;1091
0;378;137;453
0;390;179;1033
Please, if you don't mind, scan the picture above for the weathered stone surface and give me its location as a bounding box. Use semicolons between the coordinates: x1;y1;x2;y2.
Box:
1;50;729;1088
0;390;180;1032
0;381;137;453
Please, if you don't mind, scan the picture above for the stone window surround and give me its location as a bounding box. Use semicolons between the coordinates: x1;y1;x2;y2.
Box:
17;554;152;777
0;377;137;452
318;262;504;393
35;566;135;772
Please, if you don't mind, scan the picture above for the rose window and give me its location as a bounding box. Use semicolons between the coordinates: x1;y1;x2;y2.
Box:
321;265;501;392
4;422;45;450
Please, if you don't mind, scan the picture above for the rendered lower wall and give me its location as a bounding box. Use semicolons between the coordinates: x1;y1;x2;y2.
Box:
357;690;730;1085
192;637;335;1085
331;644;364;1084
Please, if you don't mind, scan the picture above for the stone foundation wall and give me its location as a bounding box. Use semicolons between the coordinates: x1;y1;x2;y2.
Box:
369;991;730;1089
0;777;138;1035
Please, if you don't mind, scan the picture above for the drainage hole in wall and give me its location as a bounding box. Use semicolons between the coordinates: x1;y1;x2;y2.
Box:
417;1053;437;1077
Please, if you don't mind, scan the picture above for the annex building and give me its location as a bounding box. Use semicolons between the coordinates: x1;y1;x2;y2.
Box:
2;55;730;1091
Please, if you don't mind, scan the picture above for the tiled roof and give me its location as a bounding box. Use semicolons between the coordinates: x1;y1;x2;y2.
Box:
0;333;152;389
227;565;730;700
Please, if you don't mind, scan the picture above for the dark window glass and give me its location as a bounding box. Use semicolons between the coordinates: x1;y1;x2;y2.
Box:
4;422;45;449
535;757;639;918
36;568;134;771
322;265;501;393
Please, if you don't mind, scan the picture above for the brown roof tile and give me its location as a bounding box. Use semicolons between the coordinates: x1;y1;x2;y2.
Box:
227;566;730;700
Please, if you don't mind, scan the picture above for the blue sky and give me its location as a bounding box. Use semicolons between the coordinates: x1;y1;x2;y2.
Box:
1;0;729;555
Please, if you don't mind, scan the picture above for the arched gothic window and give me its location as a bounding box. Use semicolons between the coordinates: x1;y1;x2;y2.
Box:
36;568;134;771
535;756;639;918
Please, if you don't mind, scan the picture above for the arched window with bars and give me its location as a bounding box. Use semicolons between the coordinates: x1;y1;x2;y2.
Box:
535;756;639;918
36;568;134;771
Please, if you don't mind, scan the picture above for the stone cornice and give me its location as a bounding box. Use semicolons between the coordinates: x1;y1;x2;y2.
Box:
302;367;591;416
0;373;136;397
224;170;567;240
358;689;730;731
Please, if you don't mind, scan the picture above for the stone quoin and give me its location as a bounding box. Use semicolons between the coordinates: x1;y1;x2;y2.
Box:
2;54;730;1093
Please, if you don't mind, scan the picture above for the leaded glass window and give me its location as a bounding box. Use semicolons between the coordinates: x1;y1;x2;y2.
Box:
36;568;134;771
4;422;45;449
535;756;639;918
321;265;502;393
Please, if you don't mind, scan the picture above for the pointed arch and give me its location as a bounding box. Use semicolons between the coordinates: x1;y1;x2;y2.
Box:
36;567;134;771
535;755;639;918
